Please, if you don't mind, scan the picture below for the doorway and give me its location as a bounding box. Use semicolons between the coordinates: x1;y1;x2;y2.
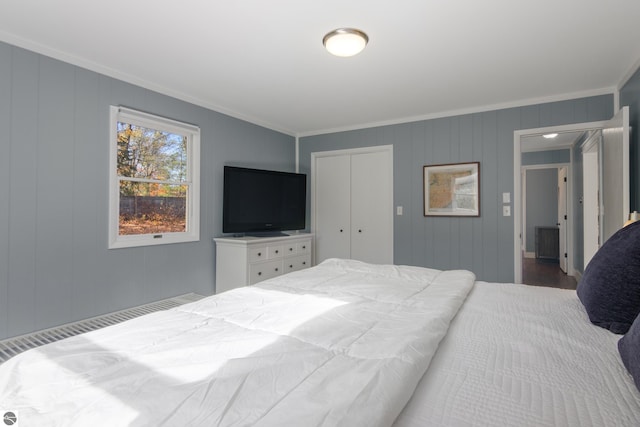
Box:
521;163;575;289
513;121;607;285
513;108;630;285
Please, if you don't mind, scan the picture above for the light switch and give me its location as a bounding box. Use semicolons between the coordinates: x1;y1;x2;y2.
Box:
502;192;510;203
396;206;403;216
503;205;511;216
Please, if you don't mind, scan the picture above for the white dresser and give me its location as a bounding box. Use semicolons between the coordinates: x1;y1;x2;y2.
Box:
214;233;313;293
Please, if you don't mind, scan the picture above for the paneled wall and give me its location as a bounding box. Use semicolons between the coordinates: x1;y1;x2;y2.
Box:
299;95;613;282
620;66;640;210
0;42;295;340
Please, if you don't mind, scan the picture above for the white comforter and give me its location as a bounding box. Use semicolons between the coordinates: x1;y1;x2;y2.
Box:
0;259;475;427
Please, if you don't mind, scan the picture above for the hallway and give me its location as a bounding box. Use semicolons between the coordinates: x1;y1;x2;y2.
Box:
522;257;577;290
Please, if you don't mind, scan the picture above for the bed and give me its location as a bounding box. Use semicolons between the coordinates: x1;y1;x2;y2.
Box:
394;281;640;426
1;256;639;426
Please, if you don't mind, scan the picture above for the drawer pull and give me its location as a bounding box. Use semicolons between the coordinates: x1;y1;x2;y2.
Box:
275;268;279;272
302;261;306;265
258;272;262;276
258;252;262;257
275;250;279;254
302;245;306;249
289;264;293;268
289;247;293;251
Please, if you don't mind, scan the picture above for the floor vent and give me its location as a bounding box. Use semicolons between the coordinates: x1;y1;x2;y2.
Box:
0;293;205;364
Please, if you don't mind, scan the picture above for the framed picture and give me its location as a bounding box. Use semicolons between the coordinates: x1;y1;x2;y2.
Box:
424;162;480;217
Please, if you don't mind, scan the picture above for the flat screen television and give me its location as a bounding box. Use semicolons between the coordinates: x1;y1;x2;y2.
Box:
223;166;307;235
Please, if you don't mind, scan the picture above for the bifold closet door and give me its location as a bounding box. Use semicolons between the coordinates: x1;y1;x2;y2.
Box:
313;146;393;265
314;155;351;263
350;151;393;264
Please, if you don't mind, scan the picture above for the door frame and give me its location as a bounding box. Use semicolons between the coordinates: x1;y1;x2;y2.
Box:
558;165;568;273
513;120;608;283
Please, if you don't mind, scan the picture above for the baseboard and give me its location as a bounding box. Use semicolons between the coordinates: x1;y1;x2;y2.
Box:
524;252;536;259
573;270;582;284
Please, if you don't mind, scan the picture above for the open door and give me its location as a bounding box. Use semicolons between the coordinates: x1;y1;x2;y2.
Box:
558;166;568;273
601;107;630;243
515;109;630;283
582;132;601;267
583;106;630;268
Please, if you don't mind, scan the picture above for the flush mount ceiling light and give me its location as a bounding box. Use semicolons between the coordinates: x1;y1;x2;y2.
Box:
543;133;559;139
323;28;369;57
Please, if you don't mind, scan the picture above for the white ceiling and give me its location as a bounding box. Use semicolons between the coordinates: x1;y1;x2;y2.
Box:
521;131;587;153
1;1;640;136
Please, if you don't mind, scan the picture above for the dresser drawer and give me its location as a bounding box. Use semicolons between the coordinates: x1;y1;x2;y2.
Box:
284;242;298;256
284;255;311;273
248;247;268;263
267;245;284;259
249;260;283;284
297;241;311;254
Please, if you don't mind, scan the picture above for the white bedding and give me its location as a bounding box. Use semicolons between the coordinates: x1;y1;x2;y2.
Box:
0;259;475;426
393;281;640;427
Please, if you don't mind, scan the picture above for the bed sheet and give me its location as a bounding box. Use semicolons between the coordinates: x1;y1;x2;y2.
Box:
393;281;640;427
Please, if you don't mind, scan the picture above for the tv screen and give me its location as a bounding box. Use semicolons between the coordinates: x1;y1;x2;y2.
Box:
223;166;307;234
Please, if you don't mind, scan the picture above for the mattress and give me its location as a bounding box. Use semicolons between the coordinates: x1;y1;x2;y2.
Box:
393;281;640;427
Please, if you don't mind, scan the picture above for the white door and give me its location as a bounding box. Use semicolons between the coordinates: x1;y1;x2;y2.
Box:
601;106;630;243
312;146;394;265
350;151;393;264
582;132;601;267
557;166;568;273
313;155;351;263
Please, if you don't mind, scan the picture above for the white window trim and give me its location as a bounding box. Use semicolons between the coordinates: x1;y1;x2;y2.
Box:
108;106;200;249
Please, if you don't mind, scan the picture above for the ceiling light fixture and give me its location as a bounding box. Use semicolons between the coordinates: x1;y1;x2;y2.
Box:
323;28;369;57
543;133;559;139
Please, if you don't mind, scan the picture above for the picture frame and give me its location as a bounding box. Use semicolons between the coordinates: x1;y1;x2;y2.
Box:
423;162;480;217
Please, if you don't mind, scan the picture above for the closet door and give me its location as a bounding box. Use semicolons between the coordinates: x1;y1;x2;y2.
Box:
312;145;394;265
314;155;351;263
350;151;393;264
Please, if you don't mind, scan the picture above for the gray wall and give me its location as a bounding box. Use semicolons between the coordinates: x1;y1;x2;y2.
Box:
524;169;558;253
521;149;570;166
620;66;640;211
0;42;295;340
299;95;613;282
2;36;634;340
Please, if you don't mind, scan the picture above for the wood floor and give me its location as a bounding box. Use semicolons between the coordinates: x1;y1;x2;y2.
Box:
522;257;577;290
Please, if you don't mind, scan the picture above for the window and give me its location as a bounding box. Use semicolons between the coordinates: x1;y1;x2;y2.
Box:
109;106;200;248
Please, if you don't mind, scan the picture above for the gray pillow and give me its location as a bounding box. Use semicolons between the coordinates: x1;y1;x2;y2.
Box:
619;314;640;392
577;220;640;334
